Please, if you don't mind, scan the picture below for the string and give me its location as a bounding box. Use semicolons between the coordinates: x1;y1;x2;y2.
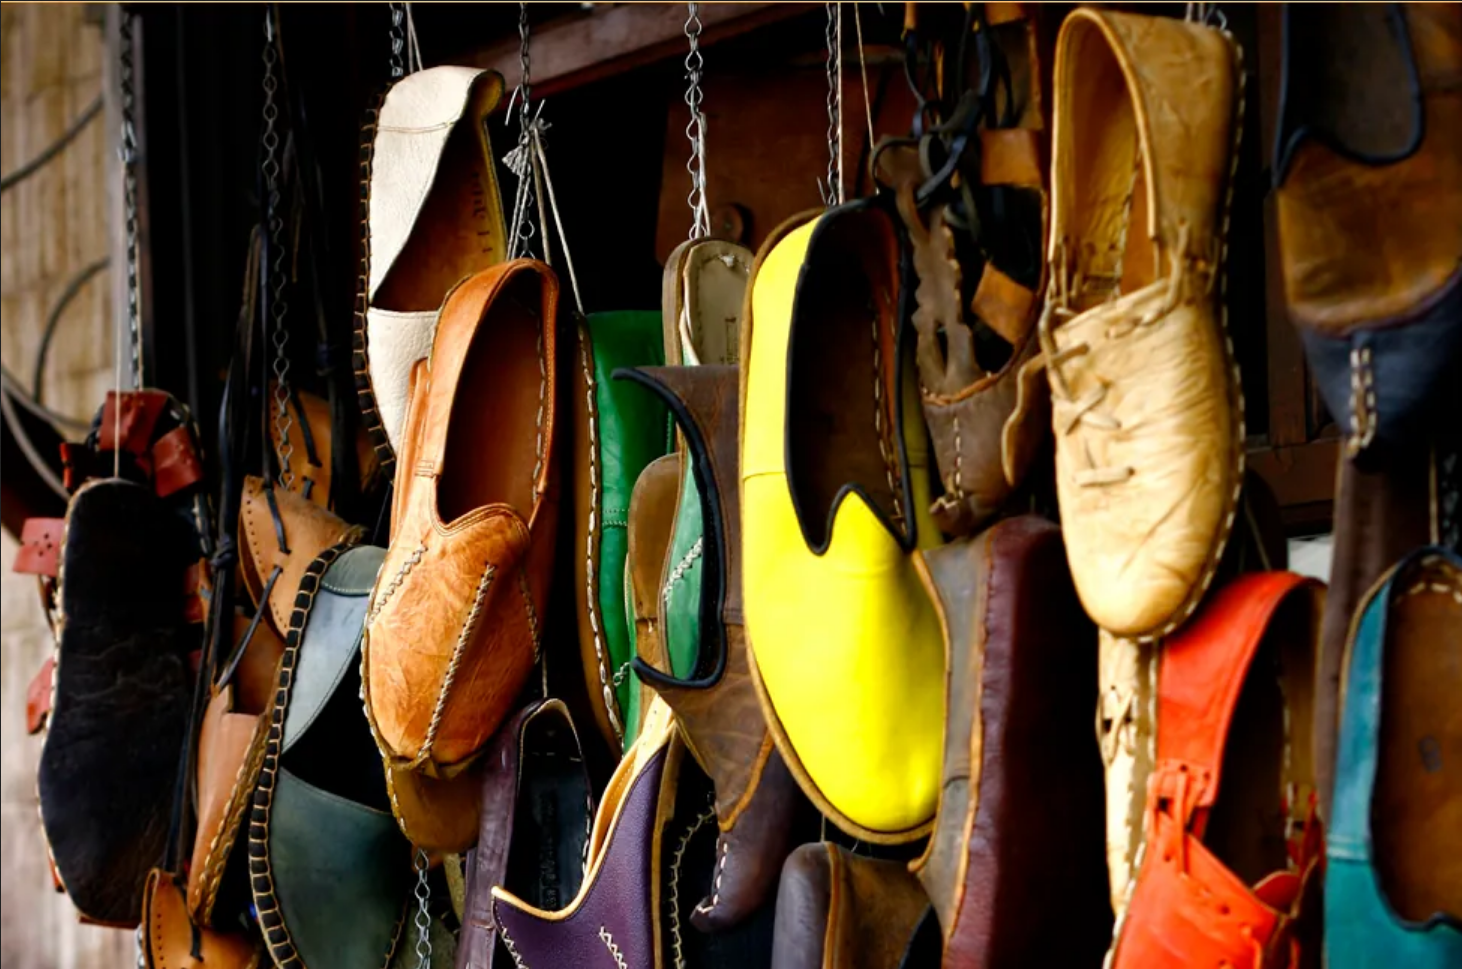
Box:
854;2;875;157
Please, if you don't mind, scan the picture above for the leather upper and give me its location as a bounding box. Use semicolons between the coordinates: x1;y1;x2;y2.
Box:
1041;8;1243;639
913;517;1110;966
142;869;259;969
1113;572;1325;969
1326;548;1462;967
741;204;945;841
364;260;559;778
571;310;670;752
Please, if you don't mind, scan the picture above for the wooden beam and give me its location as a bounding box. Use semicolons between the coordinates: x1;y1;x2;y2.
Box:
472;2;811;100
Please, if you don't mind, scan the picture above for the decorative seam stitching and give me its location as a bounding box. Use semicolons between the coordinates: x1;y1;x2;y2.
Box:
248;541;349;969
194;723;267;920
492;899;529;969
518;568;541;662
366;543;426;625
694;837;730;916
598;926;628;969
578;324;625;744
669;803;717;968
352;92;396;471
1347;346;1377;457
661;537;704;602
870;297;904;525
420;563;497;763
532;313;547;488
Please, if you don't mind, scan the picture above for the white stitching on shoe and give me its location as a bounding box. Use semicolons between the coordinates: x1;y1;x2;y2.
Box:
1347;346;1377;458
693;837;730;917
870;295;904;526
599;927;628;969
669;802;717;969
420;563;496;764
367;543;426;625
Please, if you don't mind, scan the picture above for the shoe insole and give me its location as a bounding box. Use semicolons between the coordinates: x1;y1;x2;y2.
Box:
1204;599;1303;887
1373;561;1462;922
501;716;592;935
374;117;502;313
683;247;749;366
439;272;544;522
787;208;902;548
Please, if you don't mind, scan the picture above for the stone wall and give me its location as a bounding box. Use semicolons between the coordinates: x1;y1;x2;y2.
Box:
1;4;134;966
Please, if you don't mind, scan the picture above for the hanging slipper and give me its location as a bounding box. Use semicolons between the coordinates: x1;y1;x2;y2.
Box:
620;364;802;929
623;453;682;739
141;868;261;969
266;382;382;512
457;699;595;969
570;309;672;753
250;543;413;969
38;477;201;926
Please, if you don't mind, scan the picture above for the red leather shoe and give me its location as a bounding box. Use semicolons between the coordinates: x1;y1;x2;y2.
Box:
1112;572;1326;969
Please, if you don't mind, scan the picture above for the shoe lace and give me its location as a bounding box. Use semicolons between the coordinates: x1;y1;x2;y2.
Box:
1034;224;1214;489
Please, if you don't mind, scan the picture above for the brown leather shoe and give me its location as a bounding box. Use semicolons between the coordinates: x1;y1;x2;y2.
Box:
363;259;559;849
625;453;682;739
771;843;932;969
622;364;803;931
913;516;1112;965
141;869;259;969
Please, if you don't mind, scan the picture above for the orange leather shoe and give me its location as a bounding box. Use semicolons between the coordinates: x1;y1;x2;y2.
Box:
363;259;559;849
1112;572;1325;969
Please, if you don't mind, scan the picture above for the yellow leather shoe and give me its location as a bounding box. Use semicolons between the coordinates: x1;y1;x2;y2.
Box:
1036;9;1245;640
741;203;944;843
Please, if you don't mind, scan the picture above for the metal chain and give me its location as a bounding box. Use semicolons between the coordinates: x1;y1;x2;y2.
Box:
504;1;539;260
119;8;142;392
388;2;407;80
262;7;294;488
683;4;710;240
821;2;844;207
413;849;433;969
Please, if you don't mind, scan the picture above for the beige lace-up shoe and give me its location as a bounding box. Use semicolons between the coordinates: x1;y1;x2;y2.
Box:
1034;9;1245;639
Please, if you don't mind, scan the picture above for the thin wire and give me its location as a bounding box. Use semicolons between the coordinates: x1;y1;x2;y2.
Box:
532;128;584;316
115;8;142;477
683;3;710;240
821;2;843;206
0;378;69;499
262;7;294;488
853;3;875;157
0;96;103;194
404;2;423;73
1;367;92;433
34;257;110;407
504;2;540;260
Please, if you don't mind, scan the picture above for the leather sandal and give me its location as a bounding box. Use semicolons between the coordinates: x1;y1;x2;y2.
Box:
622;364;802;930
38;477;202;926
1326;547;1462;967
457;699;594;969
741;203;945;844
1112;572;1325;969
1035;8;1246;640
250;543;413;969
491;697;682;968
364;259;560;852
355;66;509;466
570;309;672;753
913;516;1111;965
770;843;932;969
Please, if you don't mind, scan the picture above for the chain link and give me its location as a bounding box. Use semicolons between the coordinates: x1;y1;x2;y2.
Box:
119;8;142;392
821;2;844;207
262;7;294;487
388;3;407;80
683;4;710;240
504;2;539;260
413;849;433;969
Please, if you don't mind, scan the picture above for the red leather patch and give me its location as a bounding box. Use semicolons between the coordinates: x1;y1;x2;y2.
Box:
13;518;64;577
27;657;55;735
152;426;203;498
98;390;168;456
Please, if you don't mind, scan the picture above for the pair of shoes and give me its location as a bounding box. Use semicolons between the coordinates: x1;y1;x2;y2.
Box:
363;259;561;853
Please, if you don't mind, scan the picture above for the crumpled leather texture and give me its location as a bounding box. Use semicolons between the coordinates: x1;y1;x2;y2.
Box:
1044;9;1243;639
742;212;945;842
239;474;364;639
364;261;558;778
142;869;259;969
913;517;1110;967
364;67;507;457
771;843;931;969
571;311;669;752
1276;3;1462;333
1113;572;1325;969
491;699;679;969
40;478;197;927
1098;629;1158;911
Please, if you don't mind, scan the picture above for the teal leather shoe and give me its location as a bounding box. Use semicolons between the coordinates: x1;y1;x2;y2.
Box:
1326;546;1462;968
571;311;670;753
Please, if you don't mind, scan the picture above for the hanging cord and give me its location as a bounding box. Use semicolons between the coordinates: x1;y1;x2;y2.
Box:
403;3;424;74
262;6;295;489
531;128;585;316
33;258;111;411
683;4;710;240
115;7;144;479
853;3;875;158
504;2;541;261
820;2;844;206
0;96;103;194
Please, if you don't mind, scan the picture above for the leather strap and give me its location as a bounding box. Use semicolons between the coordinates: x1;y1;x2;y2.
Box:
970;262;1037;346
13;517;64;577
979;128;1043;189
97;390;169;456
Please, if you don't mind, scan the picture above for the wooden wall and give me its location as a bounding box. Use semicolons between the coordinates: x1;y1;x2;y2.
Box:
1;4;134;965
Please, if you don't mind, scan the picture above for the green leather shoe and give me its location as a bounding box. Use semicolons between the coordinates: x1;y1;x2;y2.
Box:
571;311;671;753
1326;546;1462;968
249;543;411;969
